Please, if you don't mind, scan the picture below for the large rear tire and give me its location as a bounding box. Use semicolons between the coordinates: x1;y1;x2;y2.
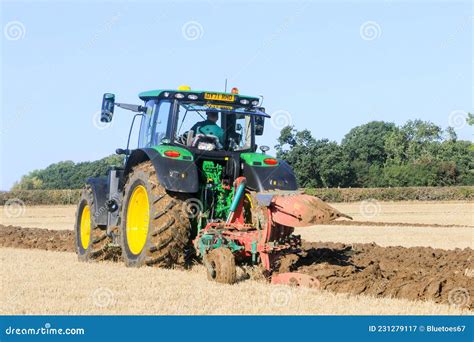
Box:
75;186;112;261
120;161;192;268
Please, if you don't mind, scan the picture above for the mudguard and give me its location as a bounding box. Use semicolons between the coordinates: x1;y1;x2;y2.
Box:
242;160;298;192
123;148;199;193
85;176;109;226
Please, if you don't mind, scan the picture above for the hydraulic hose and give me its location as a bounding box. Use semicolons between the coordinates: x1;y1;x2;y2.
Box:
226;178;246;224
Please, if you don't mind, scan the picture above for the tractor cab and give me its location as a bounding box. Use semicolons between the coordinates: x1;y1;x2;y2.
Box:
136;86;268;153
100;86;297;196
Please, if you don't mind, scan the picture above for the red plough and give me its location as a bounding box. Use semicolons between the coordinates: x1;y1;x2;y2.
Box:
194;177;351;286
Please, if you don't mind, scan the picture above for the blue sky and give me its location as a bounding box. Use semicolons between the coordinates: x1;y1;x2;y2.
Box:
1;0;472;190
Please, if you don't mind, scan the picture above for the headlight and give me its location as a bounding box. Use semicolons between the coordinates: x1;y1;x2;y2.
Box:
188;94;198;100
240;99;249;105
251;100;259;106
175;93;184;99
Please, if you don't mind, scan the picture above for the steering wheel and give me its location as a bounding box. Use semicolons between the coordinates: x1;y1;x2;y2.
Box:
177;131;189;145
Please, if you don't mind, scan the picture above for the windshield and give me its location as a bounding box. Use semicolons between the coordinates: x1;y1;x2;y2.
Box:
174;102;264;151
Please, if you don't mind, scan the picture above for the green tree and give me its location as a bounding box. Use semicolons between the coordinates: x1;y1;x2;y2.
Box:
467;112;474;126
341;121;396;186
383;120;472;186
12;155;124;190
276;127;353;187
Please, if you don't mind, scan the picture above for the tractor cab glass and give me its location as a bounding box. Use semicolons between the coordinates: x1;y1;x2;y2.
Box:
138;100;172;148
137;97;268;151
254;114;265;136
174;102;264;152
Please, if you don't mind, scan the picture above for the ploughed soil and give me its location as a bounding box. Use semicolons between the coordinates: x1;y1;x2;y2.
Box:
0;224;75;252
1;224;472;309
290;242;473;309
329;220;474;228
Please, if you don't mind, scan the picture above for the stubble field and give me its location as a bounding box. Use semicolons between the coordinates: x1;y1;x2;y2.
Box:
0;201;472;315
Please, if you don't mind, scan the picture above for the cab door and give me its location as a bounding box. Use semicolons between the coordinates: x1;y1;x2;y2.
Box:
138;100;172;148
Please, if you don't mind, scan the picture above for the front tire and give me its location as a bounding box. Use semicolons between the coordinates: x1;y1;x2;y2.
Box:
120;161;192;268
74;186;112;261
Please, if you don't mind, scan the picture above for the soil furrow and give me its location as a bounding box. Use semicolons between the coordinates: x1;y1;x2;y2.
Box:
1;224;472;309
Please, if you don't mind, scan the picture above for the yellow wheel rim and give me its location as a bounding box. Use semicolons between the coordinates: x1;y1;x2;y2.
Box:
126;184;150;255
245;193;253;208
80;205;91;249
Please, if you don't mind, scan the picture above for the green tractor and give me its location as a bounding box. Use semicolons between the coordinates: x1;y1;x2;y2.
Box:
75;86;348;285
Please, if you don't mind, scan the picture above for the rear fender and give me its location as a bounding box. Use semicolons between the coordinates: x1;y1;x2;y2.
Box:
123;148;199;193
242;160;298;192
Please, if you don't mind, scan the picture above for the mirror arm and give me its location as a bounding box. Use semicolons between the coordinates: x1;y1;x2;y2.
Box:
115;102;147;113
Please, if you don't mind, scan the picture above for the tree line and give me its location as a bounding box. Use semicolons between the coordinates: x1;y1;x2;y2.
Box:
11;118;473;190
12;155;124;190
276;119;473;188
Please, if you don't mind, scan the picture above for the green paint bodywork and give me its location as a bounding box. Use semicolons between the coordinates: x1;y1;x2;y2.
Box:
138;89;259;102
240;152;279;167
251;240;257;263
152;145;194;161
198;232;244;257
198;234;221;256
201;161;234;221
196;160;251;258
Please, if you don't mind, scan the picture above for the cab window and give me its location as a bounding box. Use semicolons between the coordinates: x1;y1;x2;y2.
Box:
138;100;171;147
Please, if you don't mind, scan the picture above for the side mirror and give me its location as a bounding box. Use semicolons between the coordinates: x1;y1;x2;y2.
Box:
101;93;115;123
115;148;131;155
255;116;265;136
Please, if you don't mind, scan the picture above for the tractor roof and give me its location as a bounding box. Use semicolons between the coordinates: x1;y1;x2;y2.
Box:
138;89;260;102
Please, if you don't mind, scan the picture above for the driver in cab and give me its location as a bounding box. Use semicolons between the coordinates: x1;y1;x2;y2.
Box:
190;111;224;144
